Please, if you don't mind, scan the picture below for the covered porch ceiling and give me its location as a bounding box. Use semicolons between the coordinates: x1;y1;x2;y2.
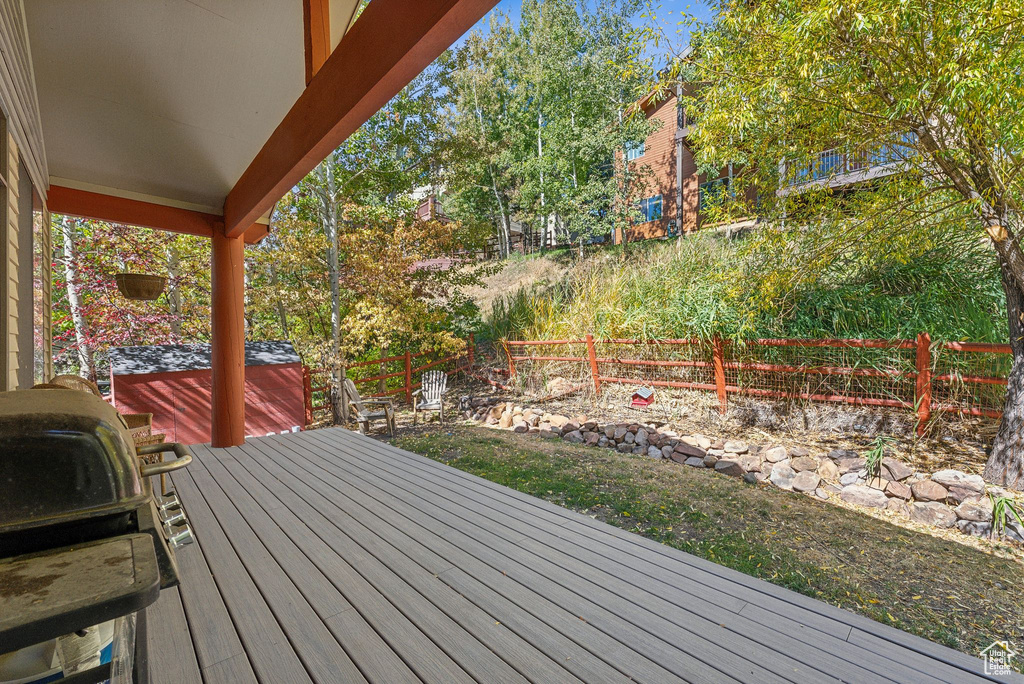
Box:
27;0;361;227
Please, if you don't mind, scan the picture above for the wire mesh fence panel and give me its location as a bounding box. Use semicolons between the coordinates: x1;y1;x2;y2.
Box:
595;339;717;390
726;340;917;409
932;343;1011;418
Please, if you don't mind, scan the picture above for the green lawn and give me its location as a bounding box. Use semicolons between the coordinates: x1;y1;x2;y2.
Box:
394;425;1023;664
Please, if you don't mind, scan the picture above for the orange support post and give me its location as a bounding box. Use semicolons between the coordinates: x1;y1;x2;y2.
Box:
211;229;246;447
915;332;932;436
506;342;516;379
302;365;314;427
712;336;728;414
585;333;601;394
404;351;413;404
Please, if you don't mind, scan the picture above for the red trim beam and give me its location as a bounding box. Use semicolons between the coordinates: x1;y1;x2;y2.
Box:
223;0;499;237
49;185;269;244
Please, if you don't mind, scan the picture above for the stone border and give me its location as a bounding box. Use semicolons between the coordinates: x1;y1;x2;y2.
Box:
464;398;1024;545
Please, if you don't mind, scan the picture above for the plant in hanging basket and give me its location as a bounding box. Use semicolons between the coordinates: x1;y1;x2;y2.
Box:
115;273;167;301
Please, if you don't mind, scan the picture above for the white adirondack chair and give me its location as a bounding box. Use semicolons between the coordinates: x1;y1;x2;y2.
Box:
412;370;448;424
344;378;396;436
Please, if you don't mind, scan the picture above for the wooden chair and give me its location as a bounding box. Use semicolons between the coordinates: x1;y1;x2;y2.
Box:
343;378;396;436
412;370;448;425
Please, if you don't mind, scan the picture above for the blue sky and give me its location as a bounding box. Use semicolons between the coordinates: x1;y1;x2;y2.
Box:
459;0;714;61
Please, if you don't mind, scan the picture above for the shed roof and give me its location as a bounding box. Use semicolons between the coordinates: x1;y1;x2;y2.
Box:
110;341;300;376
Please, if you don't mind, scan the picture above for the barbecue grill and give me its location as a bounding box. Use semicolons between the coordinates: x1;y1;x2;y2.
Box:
0;389;194;683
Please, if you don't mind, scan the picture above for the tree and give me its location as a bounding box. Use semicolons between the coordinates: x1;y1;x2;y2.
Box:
442;0;652;253
645;0;1024;486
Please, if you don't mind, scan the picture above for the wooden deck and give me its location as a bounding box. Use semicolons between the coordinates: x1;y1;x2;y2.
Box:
146;427;1013;684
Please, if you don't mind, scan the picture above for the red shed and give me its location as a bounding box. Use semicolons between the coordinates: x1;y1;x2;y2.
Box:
110;341;305;445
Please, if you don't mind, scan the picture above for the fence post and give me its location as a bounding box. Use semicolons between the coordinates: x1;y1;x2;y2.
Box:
404;351;413;404
302;365;313;427
585;333;601;394
915;332;932;436
505;342;516;379
713;335;728;414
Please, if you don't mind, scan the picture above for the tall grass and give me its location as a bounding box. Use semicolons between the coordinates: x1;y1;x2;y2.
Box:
485;233;1006;344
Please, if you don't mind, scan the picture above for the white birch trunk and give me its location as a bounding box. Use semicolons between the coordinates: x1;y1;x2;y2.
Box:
60;217;96;381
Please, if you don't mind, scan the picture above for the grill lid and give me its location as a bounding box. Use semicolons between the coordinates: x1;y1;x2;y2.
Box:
0;390;146;537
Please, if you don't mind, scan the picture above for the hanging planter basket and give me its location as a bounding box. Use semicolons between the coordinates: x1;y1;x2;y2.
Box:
115;273;167;301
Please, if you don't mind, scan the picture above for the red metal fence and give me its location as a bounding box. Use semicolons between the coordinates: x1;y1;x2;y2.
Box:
504;334;1012;434
304;336;475;424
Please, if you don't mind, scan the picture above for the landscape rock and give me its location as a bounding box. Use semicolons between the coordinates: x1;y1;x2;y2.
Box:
499;412;513;429
792;471;821;493
583;420;598;431
560;421;580;436
886;499;910;516
789;446;810;458
632;446;646;455
839;472;861;487
954;500;993;522
703;453;720;468
743;472;760;485
528;415;542;427
584;432;601;446
684;456;705;468
715;460;746;477
828;449;859;461
635;429;649;447
563;430;584;444
866;476;888;491
661;445;675;459
910;502;957;528
723;440;749;455
540;429;560;439
598;437;609;448
739;454;761;473
646;446;663;459
548;414;570;428
884;480;912;500
613;426;628;441
693;434;712;450
816;459;840;481
761;446;789;463
603;425;616;439
624;432;635;445
840;485;889;508
770;462;796;490
910;479;948;502
930;469;985;496
617;443;633;453
956;519;993;539
673;443;706;459
513;424;529;434
945;485;984;506
880;457;914;481
791;456;819;472
836;457;866;474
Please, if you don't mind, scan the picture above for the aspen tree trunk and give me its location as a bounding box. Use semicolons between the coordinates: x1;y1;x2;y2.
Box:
269;261;290;339
987;259;1024;489
166;244;182;339
322;163;345;424
60;218;96;382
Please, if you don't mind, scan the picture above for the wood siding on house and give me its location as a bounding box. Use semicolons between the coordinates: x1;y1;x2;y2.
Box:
624;95;679;242
1;126;19;389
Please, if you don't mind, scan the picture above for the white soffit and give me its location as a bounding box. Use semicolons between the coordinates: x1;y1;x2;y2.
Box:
25;1;322;212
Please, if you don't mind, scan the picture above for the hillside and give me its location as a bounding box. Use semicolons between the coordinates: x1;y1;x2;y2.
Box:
477;235;1007;344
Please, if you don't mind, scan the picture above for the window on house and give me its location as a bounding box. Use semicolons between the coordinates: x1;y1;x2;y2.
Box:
699;177;730;212
637;195;662;222
625;140;645;162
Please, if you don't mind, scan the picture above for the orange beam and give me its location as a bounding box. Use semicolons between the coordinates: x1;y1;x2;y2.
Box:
48;185;218;237
211;228;246;447
223;0;499;237
48;184;270;244
303;0;331;85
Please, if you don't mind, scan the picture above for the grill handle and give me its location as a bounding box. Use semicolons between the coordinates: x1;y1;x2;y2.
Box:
137;442;193;477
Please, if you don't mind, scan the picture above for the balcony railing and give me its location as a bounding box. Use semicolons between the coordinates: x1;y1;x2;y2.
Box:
787;133;918;187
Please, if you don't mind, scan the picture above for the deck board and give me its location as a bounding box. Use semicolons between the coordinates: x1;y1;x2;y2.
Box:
146;427;1013;684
